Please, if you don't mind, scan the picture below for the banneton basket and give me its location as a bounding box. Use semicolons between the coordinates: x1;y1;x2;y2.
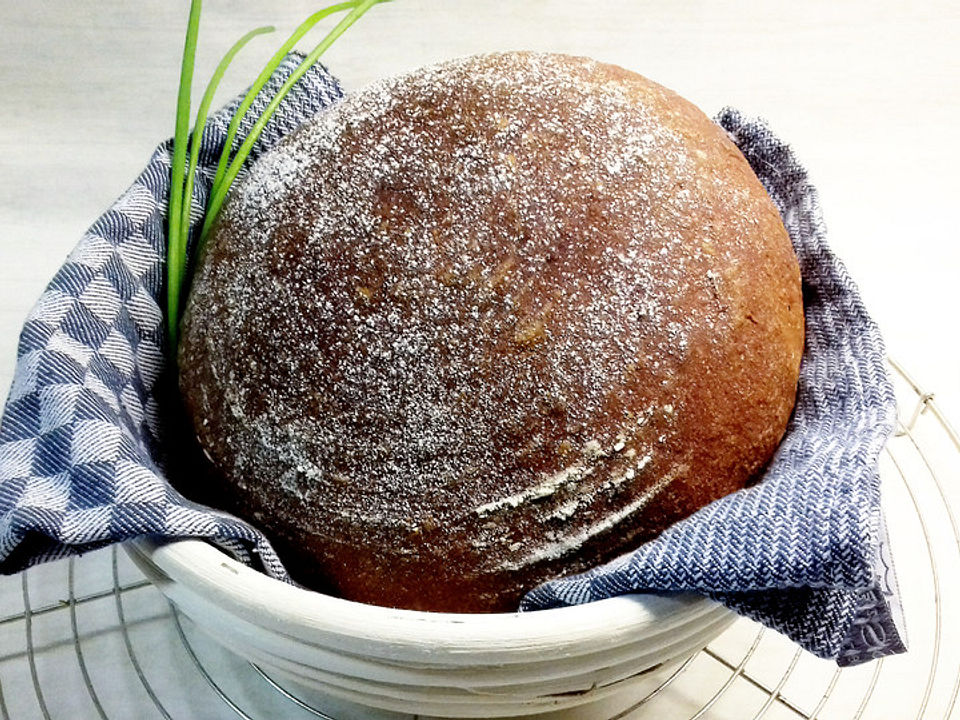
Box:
126;537;735;717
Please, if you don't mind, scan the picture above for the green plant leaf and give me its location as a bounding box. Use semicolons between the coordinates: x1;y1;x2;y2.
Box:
206;0;371;210
167;0;203;354
200;0;388;248
179;25;275;258
167;0;389;357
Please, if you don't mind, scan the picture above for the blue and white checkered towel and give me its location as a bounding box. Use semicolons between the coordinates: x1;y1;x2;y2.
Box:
0;56;904;666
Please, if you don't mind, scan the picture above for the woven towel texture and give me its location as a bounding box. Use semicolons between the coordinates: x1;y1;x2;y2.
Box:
0;58;904;665
0;56;341;578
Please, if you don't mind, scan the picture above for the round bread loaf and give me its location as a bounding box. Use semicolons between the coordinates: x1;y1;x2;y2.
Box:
179;52;804;612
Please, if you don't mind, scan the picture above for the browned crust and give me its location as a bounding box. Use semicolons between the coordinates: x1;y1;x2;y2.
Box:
179;52;804;612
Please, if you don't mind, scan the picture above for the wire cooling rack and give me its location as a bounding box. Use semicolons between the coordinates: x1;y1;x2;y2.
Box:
1;358;957;720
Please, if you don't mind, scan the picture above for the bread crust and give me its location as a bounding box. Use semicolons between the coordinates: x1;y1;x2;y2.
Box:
179;52;804;612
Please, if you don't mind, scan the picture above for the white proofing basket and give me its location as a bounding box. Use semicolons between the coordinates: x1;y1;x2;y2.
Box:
126;538;736;717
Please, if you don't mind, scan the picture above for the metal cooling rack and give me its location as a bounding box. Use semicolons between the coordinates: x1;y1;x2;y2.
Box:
1;358;957;719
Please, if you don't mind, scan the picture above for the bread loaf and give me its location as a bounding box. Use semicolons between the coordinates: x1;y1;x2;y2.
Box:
179;51;804;612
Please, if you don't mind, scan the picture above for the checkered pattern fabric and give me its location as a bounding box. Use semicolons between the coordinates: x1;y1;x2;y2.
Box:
0;55;342;577
0;57;903;665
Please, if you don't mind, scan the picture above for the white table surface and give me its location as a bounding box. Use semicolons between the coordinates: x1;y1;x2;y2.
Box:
1;2;958;719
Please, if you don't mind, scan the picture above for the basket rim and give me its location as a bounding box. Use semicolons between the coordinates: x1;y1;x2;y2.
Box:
128;536;729;658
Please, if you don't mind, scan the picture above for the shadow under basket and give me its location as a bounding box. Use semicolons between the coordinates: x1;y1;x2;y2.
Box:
126;538;735;718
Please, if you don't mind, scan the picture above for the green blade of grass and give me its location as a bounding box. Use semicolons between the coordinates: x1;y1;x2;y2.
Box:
166;0;389;356
170;25;275;365
199;0;385;248
179;25;276;252
207;0;367;208
167;0;203;354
